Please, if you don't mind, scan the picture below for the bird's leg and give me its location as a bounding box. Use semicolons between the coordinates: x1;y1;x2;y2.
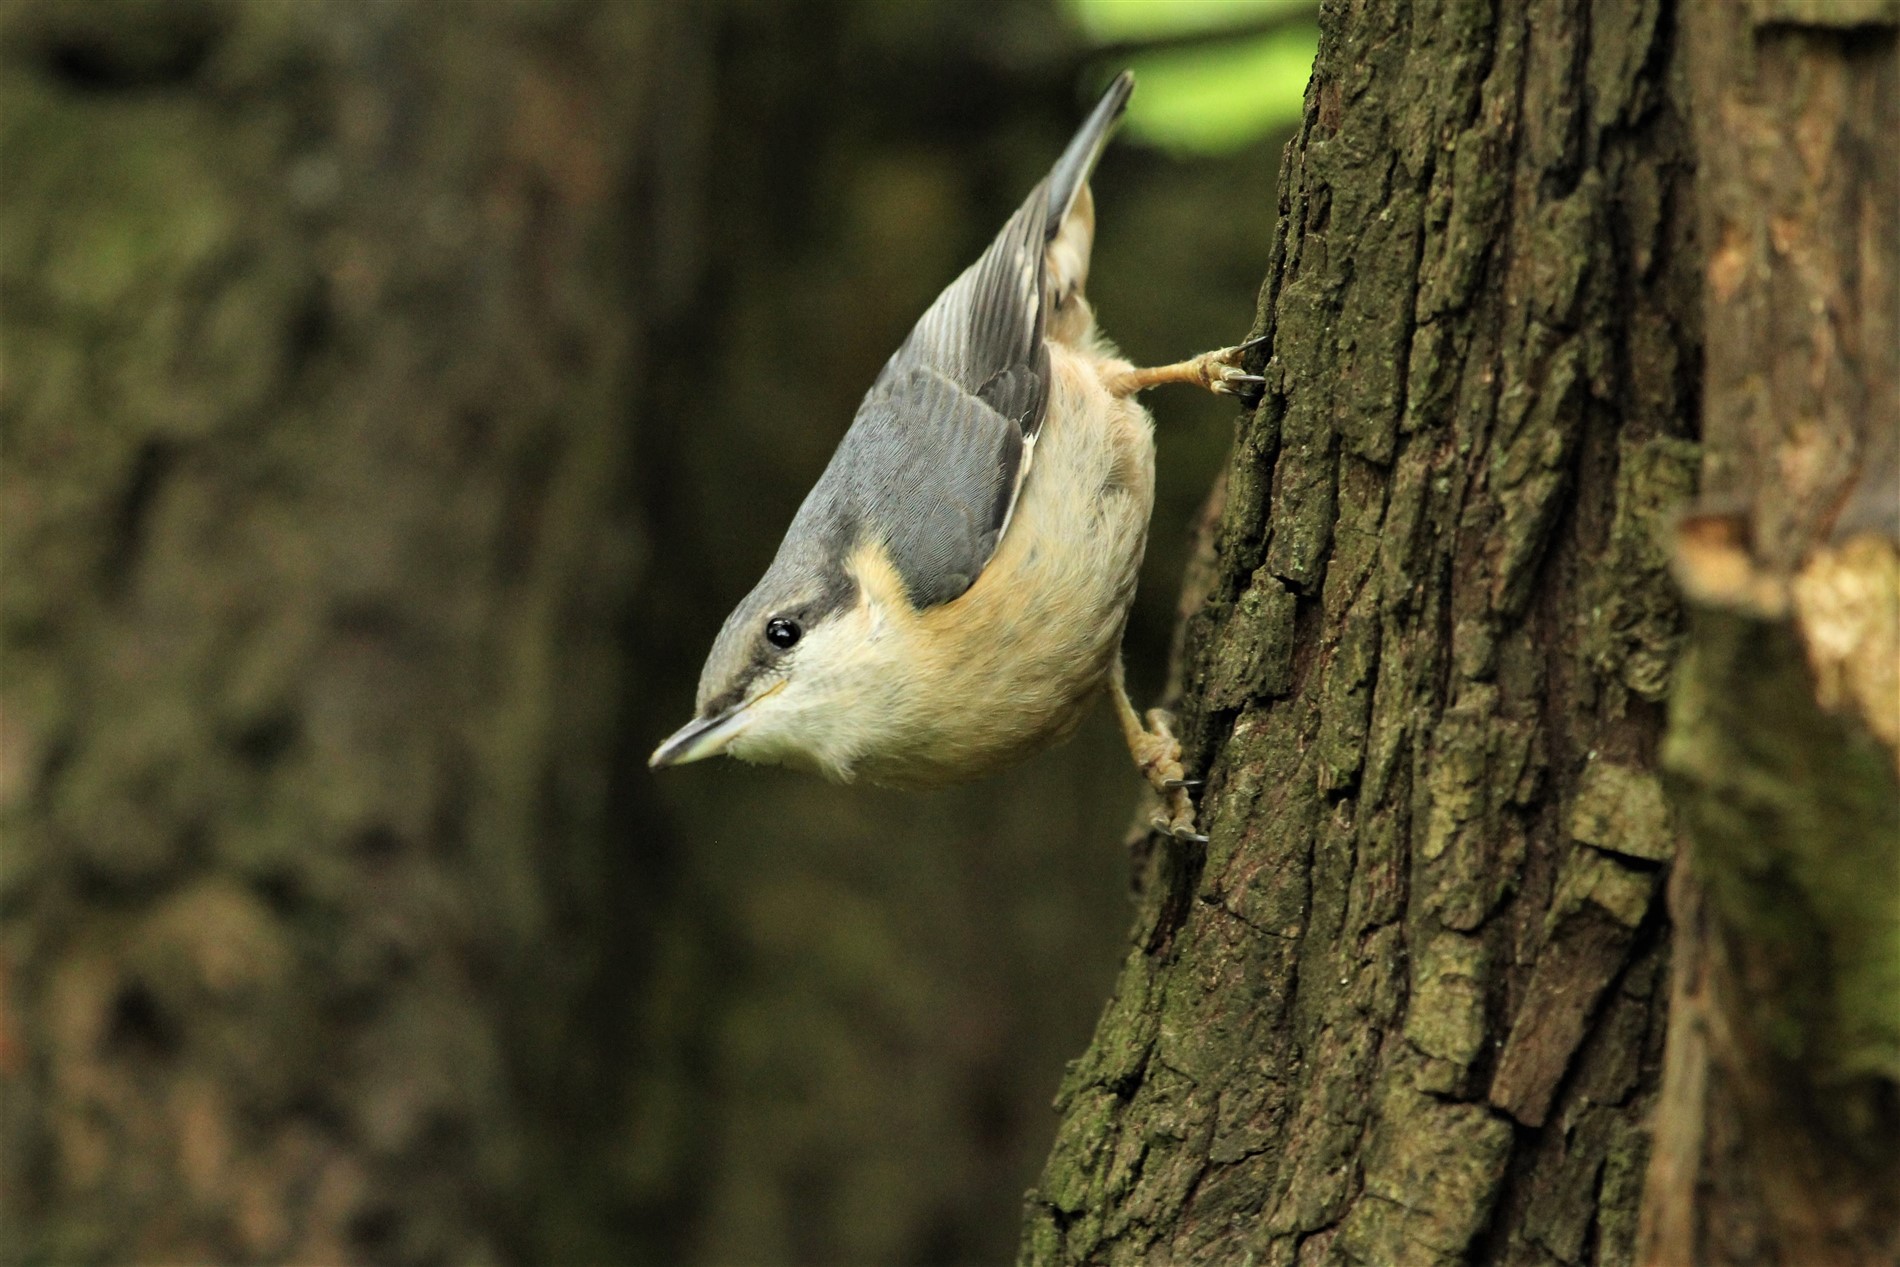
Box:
1106;334;1267;401
1107;654;1206;844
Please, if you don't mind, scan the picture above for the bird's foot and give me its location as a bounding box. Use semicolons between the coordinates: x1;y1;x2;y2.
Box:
1131;708;1207;844
1106;333;1267;407
1196;335;1269;402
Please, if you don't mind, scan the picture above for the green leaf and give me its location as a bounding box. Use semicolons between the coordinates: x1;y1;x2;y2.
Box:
1067;0;1318;154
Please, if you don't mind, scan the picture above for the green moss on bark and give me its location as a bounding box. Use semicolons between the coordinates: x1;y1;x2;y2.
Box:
1023;0;1700;1260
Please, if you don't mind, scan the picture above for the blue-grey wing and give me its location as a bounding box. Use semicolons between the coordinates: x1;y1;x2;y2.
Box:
878;193;1052;437
817;73;1134;610
878;71;1131;435
826;367;1025;609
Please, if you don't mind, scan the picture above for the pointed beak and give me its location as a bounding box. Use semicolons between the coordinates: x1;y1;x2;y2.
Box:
648;682;784;771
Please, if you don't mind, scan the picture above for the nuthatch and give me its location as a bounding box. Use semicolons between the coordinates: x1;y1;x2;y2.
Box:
650;72;1260;841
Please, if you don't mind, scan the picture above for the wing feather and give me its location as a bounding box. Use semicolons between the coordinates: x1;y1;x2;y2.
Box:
820;73;1133;609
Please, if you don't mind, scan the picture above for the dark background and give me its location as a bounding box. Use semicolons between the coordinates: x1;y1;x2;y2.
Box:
0;1;1292;1262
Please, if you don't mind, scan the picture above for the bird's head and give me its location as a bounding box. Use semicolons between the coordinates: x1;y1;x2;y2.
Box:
650;547;896;782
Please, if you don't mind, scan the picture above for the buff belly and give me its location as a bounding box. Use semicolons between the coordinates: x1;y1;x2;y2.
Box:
846;342;1157;787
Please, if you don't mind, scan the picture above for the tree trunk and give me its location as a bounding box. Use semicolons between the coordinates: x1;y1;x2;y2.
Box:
1638;2;1900;1263
1021;0;1704;1262
0;3;673;1260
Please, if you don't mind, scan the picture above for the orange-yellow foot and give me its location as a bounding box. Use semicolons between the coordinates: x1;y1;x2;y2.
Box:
1106;333;1267;403
1109;657;1207;844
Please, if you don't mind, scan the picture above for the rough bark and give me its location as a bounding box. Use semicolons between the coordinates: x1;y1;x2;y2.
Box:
1021;0;1703;1263
1638;3;1900;1263
0;2;670;1261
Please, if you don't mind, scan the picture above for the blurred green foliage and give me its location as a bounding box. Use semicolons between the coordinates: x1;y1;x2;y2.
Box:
1068;0;1317;152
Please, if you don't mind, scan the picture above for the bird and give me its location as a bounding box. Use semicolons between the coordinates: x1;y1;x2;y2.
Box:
649;71;1261;842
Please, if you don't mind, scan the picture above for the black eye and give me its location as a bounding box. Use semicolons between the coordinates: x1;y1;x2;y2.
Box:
765;617;801;650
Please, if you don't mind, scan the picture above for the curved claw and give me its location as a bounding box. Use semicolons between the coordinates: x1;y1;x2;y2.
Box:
1147;816;1208;847
1152;818;1208;845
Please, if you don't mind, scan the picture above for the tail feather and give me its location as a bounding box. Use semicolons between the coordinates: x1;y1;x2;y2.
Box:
1043;72;1130;340
1043;71;1134;242
872;71;1133;428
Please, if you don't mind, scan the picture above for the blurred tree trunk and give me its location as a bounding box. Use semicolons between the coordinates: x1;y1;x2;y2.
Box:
0;2;688;1261
1638;2;1900;1264
1022;0;1705;1262
3;2;1175;1264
